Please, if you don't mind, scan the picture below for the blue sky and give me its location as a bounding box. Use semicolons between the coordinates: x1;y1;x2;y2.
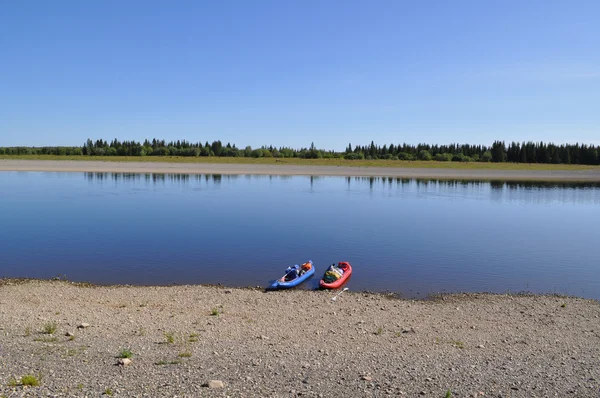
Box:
1;1;599;150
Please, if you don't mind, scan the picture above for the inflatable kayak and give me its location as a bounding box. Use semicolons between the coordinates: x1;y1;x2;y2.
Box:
269;261;315;290
319;262;352;289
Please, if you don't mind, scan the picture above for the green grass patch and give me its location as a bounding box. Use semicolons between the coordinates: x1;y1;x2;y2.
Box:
118;349;133;359
20;375;40;387
210;307;221;316
375;327;384;335
42;322;57;335
178;351;192;358
164;332;175;344
188;333;199;343
103;387;113;396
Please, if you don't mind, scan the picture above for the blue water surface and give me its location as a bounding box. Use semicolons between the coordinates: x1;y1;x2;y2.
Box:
1;172;599;299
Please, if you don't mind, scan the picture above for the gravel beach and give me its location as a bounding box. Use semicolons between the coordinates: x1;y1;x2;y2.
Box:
1;280;598;397
2;159;600;181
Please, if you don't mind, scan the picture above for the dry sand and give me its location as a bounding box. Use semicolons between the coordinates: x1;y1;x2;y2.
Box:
1;280;599;397
2;159;600;181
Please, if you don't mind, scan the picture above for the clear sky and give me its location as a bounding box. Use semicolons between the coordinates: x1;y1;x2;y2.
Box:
1;1;599;150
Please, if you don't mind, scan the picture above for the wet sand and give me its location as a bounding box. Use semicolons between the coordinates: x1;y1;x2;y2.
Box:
2;159;600;181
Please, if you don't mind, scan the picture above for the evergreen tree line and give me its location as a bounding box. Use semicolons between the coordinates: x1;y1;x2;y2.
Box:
1;138;599;165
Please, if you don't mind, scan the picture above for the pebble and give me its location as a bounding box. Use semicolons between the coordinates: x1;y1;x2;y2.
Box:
206;380;224;389
361;375;373;381
477;345;485;349
65;331;75;337
77;322;90;329
118;358;132;366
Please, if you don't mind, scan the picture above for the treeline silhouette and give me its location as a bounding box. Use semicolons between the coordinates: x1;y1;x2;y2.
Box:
1;138;599;165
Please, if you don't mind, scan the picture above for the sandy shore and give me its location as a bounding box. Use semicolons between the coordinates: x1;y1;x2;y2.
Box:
1;280;598;397
2;159;600;181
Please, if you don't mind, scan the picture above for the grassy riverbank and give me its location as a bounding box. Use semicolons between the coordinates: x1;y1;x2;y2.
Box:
2;154;599;171
0;280;598;397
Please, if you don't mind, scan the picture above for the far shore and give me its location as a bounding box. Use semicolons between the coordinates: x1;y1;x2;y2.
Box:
2;159;600;181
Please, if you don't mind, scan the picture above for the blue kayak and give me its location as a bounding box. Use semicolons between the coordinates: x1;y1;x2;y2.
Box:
269;260;315;289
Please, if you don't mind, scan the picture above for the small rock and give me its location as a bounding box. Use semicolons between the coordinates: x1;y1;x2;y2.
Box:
205;380;224;389
118;358;132;366
302;363;310;369
477;344;485;349
425;377;432;382
361;375;373;381
65;331;75;337
259;335;270;340
77;323;90;329
224;290;232;294
419;392;426;396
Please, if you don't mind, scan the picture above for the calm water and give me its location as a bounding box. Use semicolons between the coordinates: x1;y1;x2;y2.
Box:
1;171;599;299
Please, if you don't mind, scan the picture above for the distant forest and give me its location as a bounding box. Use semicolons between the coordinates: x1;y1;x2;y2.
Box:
1;138;599;165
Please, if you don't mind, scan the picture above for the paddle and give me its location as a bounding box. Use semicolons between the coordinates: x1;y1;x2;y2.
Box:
331;287;349;302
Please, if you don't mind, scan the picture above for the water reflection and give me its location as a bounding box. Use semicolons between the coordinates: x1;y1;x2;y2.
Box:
82;173;600;205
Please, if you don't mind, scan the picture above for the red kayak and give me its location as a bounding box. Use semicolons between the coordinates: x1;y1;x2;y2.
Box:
319;262;352;289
